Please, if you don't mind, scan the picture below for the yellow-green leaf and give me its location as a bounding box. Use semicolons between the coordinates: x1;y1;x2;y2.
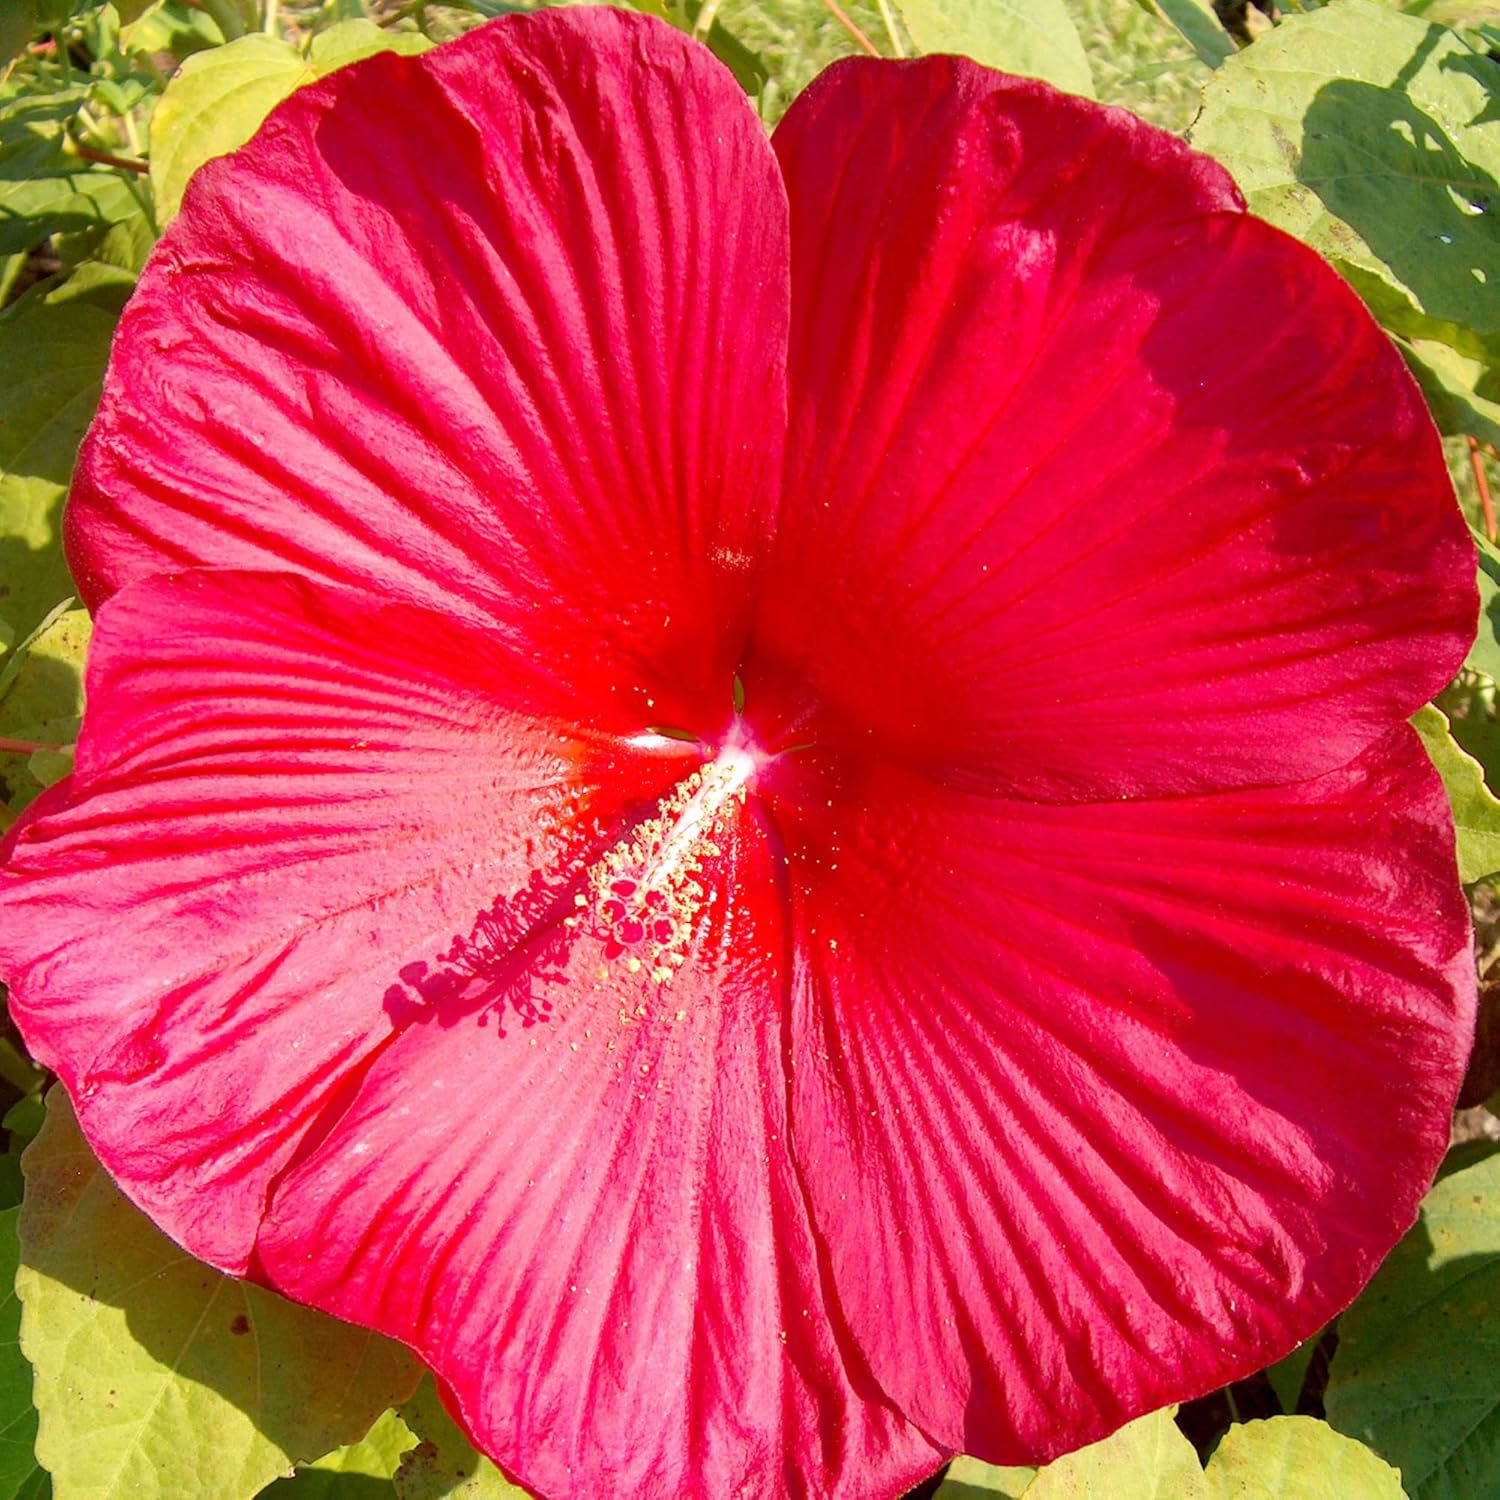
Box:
1021;1407;1210;1498
1413;703;1500;882
894;0;1094;97
17;1087;420;1500
393;1377;532;1500
1202;1417;1404;1498
936;1454;1036;1497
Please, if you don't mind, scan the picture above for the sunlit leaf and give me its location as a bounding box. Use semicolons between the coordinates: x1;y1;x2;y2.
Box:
0;1208;43;1500
263;1408;419;1497
1202;1417;1404;1498
1414;703;1500;882
0;605;88;814
1191;0;1499;358
1020;1407;1209;1497
935;1453;1035;1497
0;268;128;644
1326;1146;1500;1499
894;0;1095;96
1404;335;1500;449
16;1088;420;1500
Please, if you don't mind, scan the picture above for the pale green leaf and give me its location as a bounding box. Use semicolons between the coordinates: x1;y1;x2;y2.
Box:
1202;1417;1404;1498
1020;1407;1210;1498
0;1208;43;1500
1326;1147;1500;1499
0;274;124;643
1471;534;1500;680
894;0;1095;96
17;1087;421;1500
0;606;89;813
393;1377;531;1500
936;1454;1035;1497
1149;0;1232;68
263;1408;419;1497
1190;0;1499;355
1413;702;1500;882
150;23;431;225
1404;335;1500;449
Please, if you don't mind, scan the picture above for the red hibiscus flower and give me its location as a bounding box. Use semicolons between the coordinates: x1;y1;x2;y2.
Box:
0;9;1478;1497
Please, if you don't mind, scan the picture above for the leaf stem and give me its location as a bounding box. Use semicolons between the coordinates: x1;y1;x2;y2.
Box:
68;143;149;174
1470;435;1496;543
821;0;881;57
0;737;55;756
873;0;906;56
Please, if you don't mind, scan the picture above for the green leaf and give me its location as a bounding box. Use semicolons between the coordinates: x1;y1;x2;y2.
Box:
0;605;89;814
0;270;124;644
936;1454;1036;1497
1325;1147;1500;1498
1190;0;1500;356
17;1087;421;1500
1202;1417;1404;1498
1149;0;1233;69
1264;1331;1322;1414
1020;1407;1210;1498
894;0;1095;97
149;23;431;225
1414;702;1500;882
0;1207;44;1500
262;1409;419;1497
393;1377;531;1500
1471;534;1500;680
1404;335;1500;449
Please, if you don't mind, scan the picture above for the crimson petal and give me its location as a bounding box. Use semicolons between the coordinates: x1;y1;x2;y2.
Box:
752;56;1473;799
0;569;647;1270
69;9;788;734
767;727;1473;1458
255;825;943;1499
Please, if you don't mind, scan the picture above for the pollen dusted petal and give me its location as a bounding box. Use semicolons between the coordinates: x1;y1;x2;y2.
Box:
254;799;944;1500
68;8;788;734
769;728;1473;1457
754;55;1473;799
0;569;643;1271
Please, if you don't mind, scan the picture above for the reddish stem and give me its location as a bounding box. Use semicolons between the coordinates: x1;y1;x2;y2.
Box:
821;0;882;56
0;738;54;756
1470;435;1496;543
71;144;149;175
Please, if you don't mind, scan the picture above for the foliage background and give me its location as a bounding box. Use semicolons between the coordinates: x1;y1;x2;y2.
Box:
0;0;1496;1495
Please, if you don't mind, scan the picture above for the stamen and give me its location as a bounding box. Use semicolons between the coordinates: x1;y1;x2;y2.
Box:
569;747;755;985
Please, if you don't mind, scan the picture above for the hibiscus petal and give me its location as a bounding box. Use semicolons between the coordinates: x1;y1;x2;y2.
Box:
0;568;676;1271
767;727;1473;1457
69;9;787;733
754;57;1473;798
254;794;944;1500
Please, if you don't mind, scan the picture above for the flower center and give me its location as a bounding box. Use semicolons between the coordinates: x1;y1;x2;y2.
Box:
573;745;756;984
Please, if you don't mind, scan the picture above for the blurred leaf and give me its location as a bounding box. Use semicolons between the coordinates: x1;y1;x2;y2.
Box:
631;1;769;96
1020;1406;1210;1497
1202;1417;1403;1497
1414;702;1500;882
1191;0;1499;358
1471;534;1500;679
1148;0;1233;67
0;1207;43;1500
936;1454;1035;1497
263;1408;419;1497
0;605;88;813
150;22;430;224
1326;1147;1500;1498
393;1377;531;1500
0;271;124;645
1264;1332;1322;1414
17;1087;421;1500
895;0;1095;96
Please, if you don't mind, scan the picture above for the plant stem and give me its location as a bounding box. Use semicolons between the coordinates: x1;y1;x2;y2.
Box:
873;0;906;56
821;0;881;56
1470;435;1496;542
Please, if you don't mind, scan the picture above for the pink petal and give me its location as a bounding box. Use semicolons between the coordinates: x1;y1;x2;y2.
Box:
254;793;943;1500
751;57;1473;798
0;569;674;1271
69;9;787;735
765;726;1473;1458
